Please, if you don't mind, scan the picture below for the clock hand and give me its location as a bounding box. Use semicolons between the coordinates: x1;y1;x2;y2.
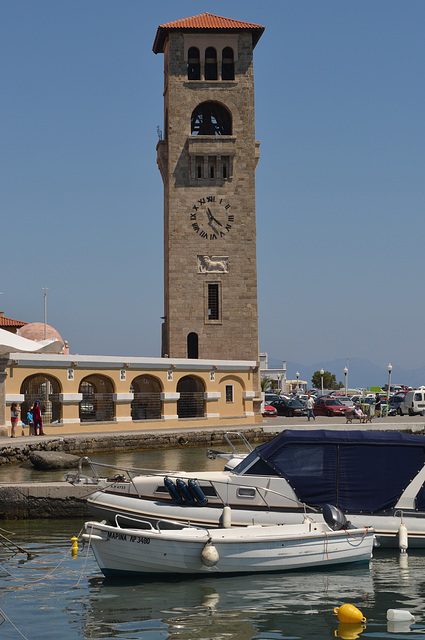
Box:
208;219;219;234
210;214;223;226
206;208;213;221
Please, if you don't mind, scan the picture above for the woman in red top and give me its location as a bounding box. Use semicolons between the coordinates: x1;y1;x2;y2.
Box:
10;402;20;438
32;401;43;435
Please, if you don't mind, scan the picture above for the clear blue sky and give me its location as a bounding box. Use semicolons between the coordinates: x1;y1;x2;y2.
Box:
2;1;424;373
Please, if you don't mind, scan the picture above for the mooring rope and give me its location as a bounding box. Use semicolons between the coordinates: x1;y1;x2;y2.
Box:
0;532;35;558
0;607;30;640
0;526;86;585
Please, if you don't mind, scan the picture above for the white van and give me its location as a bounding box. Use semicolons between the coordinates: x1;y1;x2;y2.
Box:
399;388;425;416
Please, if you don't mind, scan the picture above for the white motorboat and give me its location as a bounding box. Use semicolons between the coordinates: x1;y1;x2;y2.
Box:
82;515;375;576
70;430;425;548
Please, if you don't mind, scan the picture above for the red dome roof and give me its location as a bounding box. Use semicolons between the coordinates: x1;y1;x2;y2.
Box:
18;322;63;344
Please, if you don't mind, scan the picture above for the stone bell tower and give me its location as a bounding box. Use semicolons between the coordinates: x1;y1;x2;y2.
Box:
153;13;264;362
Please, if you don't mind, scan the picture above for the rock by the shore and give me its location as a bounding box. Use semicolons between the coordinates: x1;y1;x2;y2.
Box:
29;451;81;470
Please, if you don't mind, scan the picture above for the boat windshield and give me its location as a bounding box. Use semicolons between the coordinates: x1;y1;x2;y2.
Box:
232;451;279;476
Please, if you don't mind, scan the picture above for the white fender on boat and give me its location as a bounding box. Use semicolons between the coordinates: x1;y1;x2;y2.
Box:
201;543;219;567
398;522;408;552
222;505;231;528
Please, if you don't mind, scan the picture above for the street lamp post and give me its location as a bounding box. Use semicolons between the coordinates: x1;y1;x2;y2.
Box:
296;371;299;394
320;369;324;397
344;366;348;396
387;363;392;404
42;286;49;340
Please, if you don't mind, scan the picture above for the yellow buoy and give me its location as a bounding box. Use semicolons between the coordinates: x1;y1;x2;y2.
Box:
71;536;78;557
334;604;366;623
334;622;366;639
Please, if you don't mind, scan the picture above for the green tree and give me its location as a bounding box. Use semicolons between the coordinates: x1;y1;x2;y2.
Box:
311;370;343;391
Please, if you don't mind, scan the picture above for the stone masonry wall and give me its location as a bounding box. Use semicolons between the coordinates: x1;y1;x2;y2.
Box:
162;32;260;363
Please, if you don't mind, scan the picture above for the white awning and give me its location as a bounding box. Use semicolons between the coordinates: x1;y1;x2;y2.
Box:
0;328;63;356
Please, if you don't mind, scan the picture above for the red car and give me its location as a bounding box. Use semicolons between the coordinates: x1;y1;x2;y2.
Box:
262;403;278;417
313;397;347;417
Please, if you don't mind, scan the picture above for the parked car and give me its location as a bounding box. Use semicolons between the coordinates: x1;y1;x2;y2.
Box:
335;396;355;410
264;394;281;404
399;388;425;416
388;392;407;416
313;397;347;417
269;398;307;417
262;404;278;417
350;395;375;406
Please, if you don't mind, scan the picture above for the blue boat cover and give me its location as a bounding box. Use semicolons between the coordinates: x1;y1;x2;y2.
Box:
251;430;425;512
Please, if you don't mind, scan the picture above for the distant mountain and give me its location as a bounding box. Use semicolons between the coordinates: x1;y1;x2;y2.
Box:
267;357;425;390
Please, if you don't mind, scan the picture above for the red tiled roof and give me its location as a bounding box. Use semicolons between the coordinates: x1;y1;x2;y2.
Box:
153;12;265;53
0;316;27;328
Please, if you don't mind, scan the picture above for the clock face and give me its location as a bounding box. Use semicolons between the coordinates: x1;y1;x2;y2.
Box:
189;195;234;240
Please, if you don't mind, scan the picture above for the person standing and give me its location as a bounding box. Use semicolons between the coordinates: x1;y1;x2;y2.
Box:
32;401;43;435
306;394;316;422
10;402;20;438
375;394;382;418
27;407;35;436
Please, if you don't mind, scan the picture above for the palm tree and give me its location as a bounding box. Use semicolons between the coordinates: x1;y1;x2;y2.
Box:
261;376;274;392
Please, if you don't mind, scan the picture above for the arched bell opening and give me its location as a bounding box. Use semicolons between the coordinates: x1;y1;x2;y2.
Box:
222;47;234;80
191;101;232;136
187;46;200;80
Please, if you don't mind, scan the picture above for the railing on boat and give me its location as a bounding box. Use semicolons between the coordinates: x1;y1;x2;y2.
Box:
66;455;316;516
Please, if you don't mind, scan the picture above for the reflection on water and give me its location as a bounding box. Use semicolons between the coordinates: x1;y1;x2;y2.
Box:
84;565;374;640
1;519;425;639
0;446;228;483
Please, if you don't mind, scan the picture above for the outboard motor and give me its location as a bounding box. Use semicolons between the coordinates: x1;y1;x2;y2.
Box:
323;504;350;531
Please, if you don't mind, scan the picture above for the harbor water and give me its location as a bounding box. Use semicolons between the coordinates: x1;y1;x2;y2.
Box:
0;447;424;639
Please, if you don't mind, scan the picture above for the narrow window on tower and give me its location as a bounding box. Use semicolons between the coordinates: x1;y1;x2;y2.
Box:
205;282;222;323
222;156;228;179
208;284;219;319
196;156;203;179
205;47;218;81
187;332;199;359
209;157;216;179
222;47;235;81
187;47;200;80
